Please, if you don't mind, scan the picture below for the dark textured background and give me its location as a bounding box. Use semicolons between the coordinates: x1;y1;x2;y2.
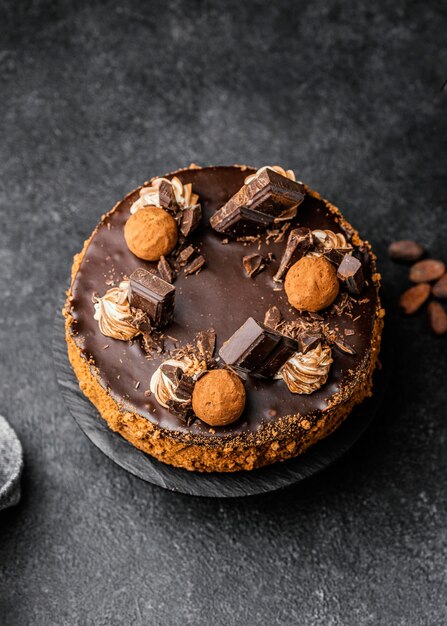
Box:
1;1;446;624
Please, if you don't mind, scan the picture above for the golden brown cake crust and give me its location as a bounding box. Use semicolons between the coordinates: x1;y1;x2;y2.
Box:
64;165;384;473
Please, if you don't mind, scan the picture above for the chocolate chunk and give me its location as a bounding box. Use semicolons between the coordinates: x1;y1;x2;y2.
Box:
219;317;298;379
177;245;195;266
180;204;202;237
399;283;431;315
196;329;216;363
160;363;183;385
334;338;356;355
323;248;349;266
243;253;265;278
433;274;447;299
165;371;196;424
157;256;176;284
158;179;177;210
273;227;312;282
184;255;206;275
297;332;322;354
388;240;424;263
337;254;365;295
128;268;175;327
210;167;305;236
427;301;447;335
264;305;282;329
409;259;445;283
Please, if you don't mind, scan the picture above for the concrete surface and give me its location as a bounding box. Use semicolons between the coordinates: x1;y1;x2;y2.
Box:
0;1;446;624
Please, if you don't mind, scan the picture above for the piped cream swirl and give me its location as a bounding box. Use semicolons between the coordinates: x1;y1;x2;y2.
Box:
130;176;199;214
150;359;189;408
312;229;352;251
244;165;297;185
275;344;333;394
93;281;139;341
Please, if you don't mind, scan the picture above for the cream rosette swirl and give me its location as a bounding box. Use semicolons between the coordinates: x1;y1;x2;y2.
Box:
150;356;207;409
275;344;333;394
130;176;199;214
93;281;139;341
312;229;353;252
244;165;297;184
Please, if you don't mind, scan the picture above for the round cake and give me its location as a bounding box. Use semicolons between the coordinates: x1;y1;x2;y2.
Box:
64;164;384;472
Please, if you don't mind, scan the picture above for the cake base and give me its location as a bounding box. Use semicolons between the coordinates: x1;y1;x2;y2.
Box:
64;166;384;472
55;304;389;495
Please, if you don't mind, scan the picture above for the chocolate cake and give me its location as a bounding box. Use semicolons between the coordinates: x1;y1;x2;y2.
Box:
64;164;384;472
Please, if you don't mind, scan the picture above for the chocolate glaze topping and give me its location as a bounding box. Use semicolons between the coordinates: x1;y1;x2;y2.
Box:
68;166;379;440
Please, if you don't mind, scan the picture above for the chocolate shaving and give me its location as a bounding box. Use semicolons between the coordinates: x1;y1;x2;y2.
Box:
157;256;176;284
130;307;151;333
263;305;282;329
141;333;164;357
273;227;312;282
273;222;291;243
184;255;206;275
334;338;356;355
237;235;260;243
242;253;265;278
332;292;353;316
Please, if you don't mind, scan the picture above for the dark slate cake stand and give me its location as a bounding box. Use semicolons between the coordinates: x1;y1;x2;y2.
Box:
53;302;389;498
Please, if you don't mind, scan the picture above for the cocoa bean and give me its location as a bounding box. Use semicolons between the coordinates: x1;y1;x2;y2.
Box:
432;274;447;299
427;301;447;335
388;240;424;262
399;283;431;315
409;259;445;283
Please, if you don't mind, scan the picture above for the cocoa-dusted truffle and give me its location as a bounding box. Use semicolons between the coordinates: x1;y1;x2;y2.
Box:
124;206;178;261
285;255;339;312
192;369;246;426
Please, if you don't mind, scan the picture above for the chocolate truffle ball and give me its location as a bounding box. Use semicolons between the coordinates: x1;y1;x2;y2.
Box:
285;255;339;312
124;206;178;261
192;369;246;427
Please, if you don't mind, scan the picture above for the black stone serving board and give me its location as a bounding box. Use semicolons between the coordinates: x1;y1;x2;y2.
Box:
54;301;390;497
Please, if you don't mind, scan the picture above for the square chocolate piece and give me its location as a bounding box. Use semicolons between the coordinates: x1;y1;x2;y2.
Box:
128;268;175;327
337;254;365;295
219;317;298;379
210;167;305;236
157;179;177;210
